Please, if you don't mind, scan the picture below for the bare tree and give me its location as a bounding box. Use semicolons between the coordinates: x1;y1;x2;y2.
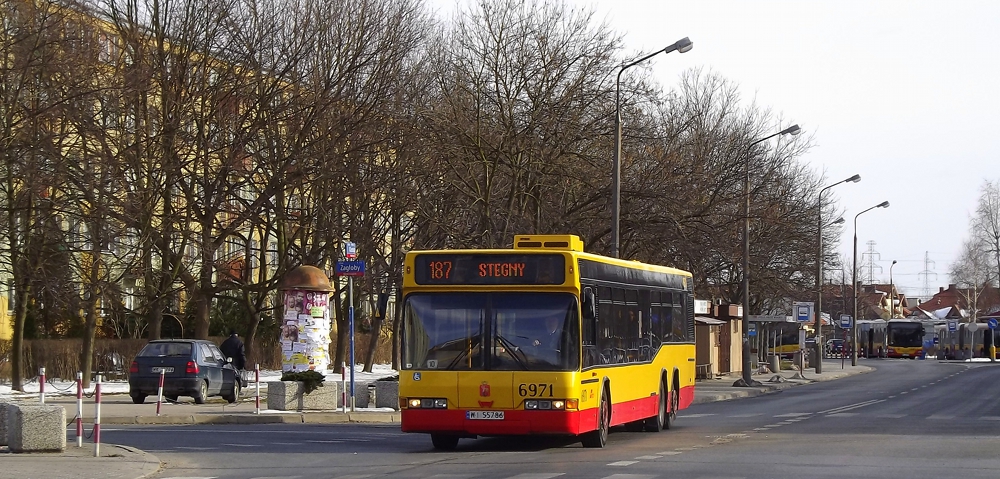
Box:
415;0;620;249
973;179;1000;287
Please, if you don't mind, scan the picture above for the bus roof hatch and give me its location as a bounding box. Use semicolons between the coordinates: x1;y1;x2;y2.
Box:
513;235;584;252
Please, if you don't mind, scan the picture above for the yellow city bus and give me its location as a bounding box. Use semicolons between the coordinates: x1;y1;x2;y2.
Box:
885;319;924;359
398;235;696;449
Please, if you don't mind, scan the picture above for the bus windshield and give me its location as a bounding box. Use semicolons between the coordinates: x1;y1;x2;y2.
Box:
402;292;580;371
888;323;923;347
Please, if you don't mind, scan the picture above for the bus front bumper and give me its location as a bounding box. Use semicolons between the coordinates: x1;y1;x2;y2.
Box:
401;408;596;436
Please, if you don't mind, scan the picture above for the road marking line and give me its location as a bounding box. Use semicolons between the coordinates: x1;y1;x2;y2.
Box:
820;399;882;414
681;413;716;418
980;416;1000;421
505;474;565;479
634;455;661;460
607;461;638;466
658;451;683;455
825;413;858;417
221;443;261;447
774;413;812;417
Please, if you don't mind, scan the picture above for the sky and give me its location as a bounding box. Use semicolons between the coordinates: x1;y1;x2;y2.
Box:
430;0;1000;300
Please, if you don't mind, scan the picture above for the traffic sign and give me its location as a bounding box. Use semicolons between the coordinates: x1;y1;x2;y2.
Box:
344;242;357;259
948;320;957;332
335;260;365;276
989;318;998;330
793;302;814;323
748;323;757;337
840;315;853;329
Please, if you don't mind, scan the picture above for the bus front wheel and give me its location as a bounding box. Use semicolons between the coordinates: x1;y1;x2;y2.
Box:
581;389;610;448
430;434;459;450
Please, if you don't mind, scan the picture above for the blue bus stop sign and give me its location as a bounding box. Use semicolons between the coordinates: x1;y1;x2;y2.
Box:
988;318;998;330
948;320;957;332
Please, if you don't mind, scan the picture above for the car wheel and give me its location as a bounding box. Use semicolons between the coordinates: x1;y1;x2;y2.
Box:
131;394;146;404
224;379;241;404
194;380;208;404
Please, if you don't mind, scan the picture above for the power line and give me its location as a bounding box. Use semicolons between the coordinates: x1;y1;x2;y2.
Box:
861;240;883;284
918;251;937;300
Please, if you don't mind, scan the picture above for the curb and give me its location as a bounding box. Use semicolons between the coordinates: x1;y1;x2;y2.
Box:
99;411;401;425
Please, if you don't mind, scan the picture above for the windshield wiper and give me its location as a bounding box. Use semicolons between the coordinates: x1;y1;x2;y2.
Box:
445;336;480;370
494;334;529;370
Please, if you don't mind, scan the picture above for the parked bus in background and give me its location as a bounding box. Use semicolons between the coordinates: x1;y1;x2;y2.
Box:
768;322;801;359
855;319;886;358
884;319;924;358
398;235;695;449
937;318;1000;360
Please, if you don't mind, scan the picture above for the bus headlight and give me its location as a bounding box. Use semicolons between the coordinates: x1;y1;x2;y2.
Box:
525;399;578;411
402;398;448;409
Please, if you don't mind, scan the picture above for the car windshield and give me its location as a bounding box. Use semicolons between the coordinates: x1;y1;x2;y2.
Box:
402;292;580;371
138;342;192;357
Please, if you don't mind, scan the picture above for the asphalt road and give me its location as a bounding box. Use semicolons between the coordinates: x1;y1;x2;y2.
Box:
102;359;1000;479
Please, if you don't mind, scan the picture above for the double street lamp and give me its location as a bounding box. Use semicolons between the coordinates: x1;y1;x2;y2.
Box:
737;124;801;387
852;200;890;366
814;174;861;374
612;37;693;258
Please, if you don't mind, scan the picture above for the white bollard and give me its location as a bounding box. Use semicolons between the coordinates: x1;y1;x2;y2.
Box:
94;374;102;457
254;364;261;415
39;367;46;404
156;369;165;416
341;362;348;413
76;372;83;448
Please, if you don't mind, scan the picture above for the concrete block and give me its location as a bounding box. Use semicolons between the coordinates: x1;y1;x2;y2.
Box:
8;404;66;453
0;400;11;446
374;381;399;409
267;381;341;411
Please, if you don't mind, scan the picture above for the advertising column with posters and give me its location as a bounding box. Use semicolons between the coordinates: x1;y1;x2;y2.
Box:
279;265;334;372
281;290;332;372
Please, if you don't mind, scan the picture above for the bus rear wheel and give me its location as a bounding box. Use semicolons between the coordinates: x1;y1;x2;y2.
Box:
643;383;666;432
664;382;678;430
582;389;609;448
430;434;459;450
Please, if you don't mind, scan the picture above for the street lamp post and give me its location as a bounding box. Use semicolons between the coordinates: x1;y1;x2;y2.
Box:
852;201;890;366
737;124;801;387
889;260;897;319
814;174;861;374
612;37;692;258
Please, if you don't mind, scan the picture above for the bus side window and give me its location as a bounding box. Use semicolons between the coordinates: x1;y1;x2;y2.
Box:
597;286;614;364
662;292;674;342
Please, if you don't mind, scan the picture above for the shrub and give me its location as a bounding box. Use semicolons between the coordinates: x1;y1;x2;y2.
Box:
280;369;325;394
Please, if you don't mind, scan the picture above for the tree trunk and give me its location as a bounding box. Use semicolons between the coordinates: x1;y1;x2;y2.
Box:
10;286;30;392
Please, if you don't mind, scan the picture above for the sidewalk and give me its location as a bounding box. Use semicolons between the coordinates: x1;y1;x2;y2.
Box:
1;359;871;479
692;359;873;404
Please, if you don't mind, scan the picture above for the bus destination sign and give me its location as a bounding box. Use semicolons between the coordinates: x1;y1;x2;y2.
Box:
414;254;565;285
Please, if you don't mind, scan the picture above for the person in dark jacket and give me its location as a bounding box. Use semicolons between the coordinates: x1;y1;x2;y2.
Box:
220;330;246;371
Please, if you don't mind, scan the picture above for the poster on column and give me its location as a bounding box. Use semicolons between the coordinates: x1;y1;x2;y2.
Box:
281;289;331;372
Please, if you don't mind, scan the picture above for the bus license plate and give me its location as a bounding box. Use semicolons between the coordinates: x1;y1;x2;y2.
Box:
151;367;174;373
467;411;504;420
